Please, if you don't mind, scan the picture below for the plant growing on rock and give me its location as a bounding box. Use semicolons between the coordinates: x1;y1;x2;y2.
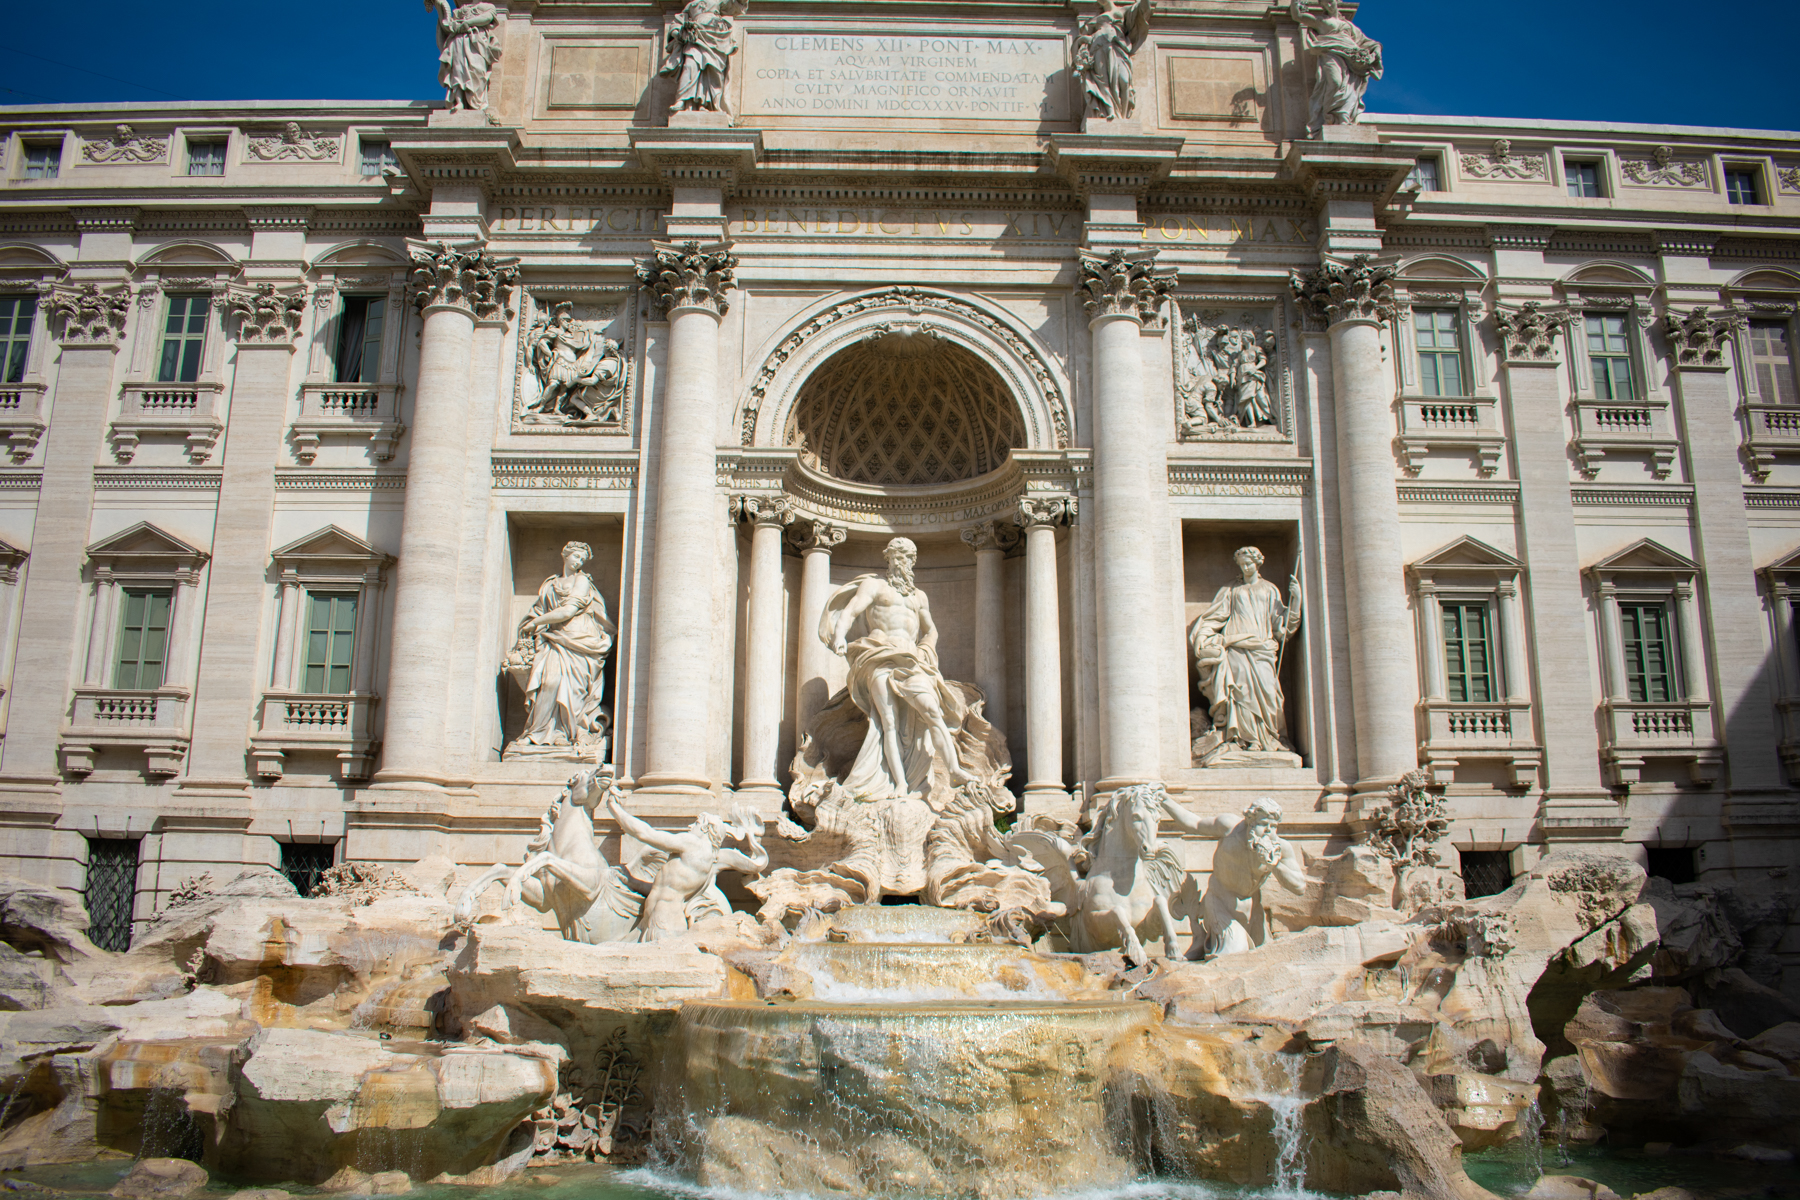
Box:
1367;769;1449;869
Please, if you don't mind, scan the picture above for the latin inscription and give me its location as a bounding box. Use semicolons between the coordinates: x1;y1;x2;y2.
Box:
741;34;1068;120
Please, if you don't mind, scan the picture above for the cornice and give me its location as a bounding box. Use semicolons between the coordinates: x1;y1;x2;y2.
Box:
273;470;407;491
93;468;222;491
0;472;43;492
1744;487;1800;510
1396;481;1520;504
1568;483;1695;508
1166;459;1312;497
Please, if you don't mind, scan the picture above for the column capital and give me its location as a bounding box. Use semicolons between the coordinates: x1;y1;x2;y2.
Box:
1016;494;1077;530
733;493;797;528
225;283;306;345
406;239;520;321
1290;254;1397;328
1664;306;1745;371
45;283;130;346
1495;576;1519;599
961;518;1021;554
637;240;738;317
787;517;847;554
1077;248;1175;326
1492;301;1567;365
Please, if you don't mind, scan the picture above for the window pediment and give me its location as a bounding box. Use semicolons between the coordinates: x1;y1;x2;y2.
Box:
1587;537;1698;582
86;521;209;575
271;525;392;572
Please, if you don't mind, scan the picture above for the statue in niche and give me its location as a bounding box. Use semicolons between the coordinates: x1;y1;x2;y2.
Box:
503;541;615;760
1074;0;1152;121
1177;314;1280;435
525;303;626;425
1290;0;1382;137
659;0;748;114
606;794;768;942
1160;795;1306;958
1189;546;1303;767
428;0;503;114
749;537;1050;917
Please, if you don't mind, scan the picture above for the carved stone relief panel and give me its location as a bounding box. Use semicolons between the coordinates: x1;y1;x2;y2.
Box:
1172;299;1289;443
511;290;635;433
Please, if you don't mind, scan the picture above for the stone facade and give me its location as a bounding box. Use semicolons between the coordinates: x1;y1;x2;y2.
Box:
0;3;1797;981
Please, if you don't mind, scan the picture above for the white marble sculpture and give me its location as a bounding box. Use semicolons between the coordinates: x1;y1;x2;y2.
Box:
1074;0;1151;122
454;769;642;943
605;794;767;942
1177;316;1279;434
1189;546;1303;767
659;0;748;114
430;0;503;114
1010;782;1186;967
1160;794;1305;958
1290;0;1382;137
525;303;626;424
503;541;615;759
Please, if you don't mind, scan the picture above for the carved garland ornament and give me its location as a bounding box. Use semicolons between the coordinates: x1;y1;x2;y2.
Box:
226;283;306;342
46;284;130;344
635;241;738;317
1780;166;1800;194
1621;146;1706;187
1076;248;1177;324
740;287;1071;450
247;123;341;163
1458;139;1548;181
80;125;167;164
1664;306;1744;368
408;241;521;320
1290;255;1396;326
1492;301;1564;362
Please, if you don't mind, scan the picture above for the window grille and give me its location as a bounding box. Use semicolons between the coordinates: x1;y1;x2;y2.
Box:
114;588;172;690
1645;846;1697;885
158;295;208;383
279;842;337;898
0;296;34;385
1460;849;1513;899
84;837;140;952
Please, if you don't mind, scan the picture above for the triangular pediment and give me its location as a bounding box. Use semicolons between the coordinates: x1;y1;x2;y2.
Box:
0;535;27;564
1761;544;1800;580
86;521;208;563
1588;538;1697;575
271;525;391;566
1412;535;1521;572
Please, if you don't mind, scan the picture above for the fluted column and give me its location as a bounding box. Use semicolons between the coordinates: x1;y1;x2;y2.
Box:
736;494;795;793
961;519;1015;735
1078;249;1175;791
635;241;737;793
790;518;847;740
1018;496;1073;809
372;241;518;791
1292;256;1418;790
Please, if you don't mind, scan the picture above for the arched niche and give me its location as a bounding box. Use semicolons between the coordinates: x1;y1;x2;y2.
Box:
738;287;1071;454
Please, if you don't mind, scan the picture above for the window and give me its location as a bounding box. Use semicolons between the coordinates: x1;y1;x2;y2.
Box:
1725;169;1761;206
1442;602;1496;702
1585;314;1635;400
302;592;357;694
1620;601;1676;703
114;588;171;690
1645;846;1697;886
157;295;208;383
0;295;34;385
1413;309;1464;397
1750;322;1797;405
334;296;385;383
1407;157;1440;192
1566;160;1603;198
21;143;59;179
359;141;396;177
186;139;227;177
84;837;140;952
279;842;337;897
1460;850;1514;899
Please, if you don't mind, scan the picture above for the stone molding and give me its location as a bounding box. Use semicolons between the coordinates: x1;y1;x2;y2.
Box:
1653;230;1721;257
1664;306;1744;369
94;468;224;491
1396;482;1521;506
406;240;521;320
46;284;130;345
0;472;43;492
273;470;407;492
1015;495;1076;529
1166;460;1311;498
636;240;737;317
226;283;307;344
1492;301;1565;364
1484;225;1555;251
1076;248;1176;325
1289;255;1396;327
1568;483;1695;509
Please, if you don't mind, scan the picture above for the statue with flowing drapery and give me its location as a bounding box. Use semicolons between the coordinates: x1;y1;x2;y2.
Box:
504;541;615;760
1189;546;1303;767
428;0;502;113
1290;0;1382;137
1074;0;1151;121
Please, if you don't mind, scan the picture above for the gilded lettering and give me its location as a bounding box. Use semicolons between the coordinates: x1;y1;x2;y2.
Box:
608;209;633;232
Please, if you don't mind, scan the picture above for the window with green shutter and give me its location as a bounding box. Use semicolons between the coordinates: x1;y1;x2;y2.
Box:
303;592;357;694
158;295;208;383
114;589;171;690
1585;314;1635;401
0;295;35;385
1413;309;1464;397
1442;601;1495;702
1620;602;1676;703
334;297;384;383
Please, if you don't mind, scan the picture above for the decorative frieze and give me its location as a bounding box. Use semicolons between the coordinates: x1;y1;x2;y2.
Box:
80;125;166;164
407;241;521;320
637;240;738;317
1621;146;1706;187
1289;255;1395;326
1075;249;1176;324
1491;301;1564;363
1166;461;1310;498
46;284;130;345
226;283;306;343
246;124;340;162
1664;306;1744;368
1459;139;1547;181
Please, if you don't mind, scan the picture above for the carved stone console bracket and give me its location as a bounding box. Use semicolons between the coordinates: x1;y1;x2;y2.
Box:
1076;248;1176;325
637;240;738;317
46;284;130;345
1289;255;1396;326
1492;301;1566;364
1665;306;1744;369
785;517;848;554
961;517;1022;555
406;240;521;320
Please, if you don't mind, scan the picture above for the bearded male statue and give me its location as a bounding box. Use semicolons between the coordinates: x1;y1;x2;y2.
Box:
1161;794;1305;958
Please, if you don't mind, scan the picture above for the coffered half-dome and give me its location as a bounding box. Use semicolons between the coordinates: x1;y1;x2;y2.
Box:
785;331;1026;488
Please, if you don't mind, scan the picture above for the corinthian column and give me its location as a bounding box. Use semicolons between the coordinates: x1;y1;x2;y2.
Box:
372;241;518;791
1017;495;1073;810
961;519;1017;736
789;518;847;740
1078;249;1175;791
736;494;795;795
1292;256;1417;790
635;241;737;794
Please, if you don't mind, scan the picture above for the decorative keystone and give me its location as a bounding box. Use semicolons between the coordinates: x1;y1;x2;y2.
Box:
1492;301;1565;363
1076;249;1176;325
226;283;306;343
1665;306;1744;369
1290;255;1396;327
407;241;521;320
637;240;738;317
46;284;130;345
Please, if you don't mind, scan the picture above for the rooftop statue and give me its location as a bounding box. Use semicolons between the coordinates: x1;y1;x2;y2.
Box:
1075;0;1151;122
660;0;749;114
1290;0;1382;137
502;540;615;760
1160;794;1305;957
1189;546;1303;767
429;0;503;114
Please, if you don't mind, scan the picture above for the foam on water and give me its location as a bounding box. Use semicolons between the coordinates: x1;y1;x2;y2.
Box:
621;1165;1237;1200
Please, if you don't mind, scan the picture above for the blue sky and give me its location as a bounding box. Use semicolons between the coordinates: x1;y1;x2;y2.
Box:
4;0;1796;132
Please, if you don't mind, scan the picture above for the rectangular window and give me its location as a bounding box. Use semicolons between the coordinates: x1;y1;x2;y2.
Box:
1442;601;1496;703
1407;157;1440;192
1750;322;1797;405
1566;160;1603;198
84;837;141;953
1619;601;1676;703
1725;169;1761;205
186;139;227;177
157;295;208;383
1645;846;1697;886
279;841;337;898
113;588;172;691
1413;308;1464;397
0;295;35;385
359;141;396;177
303;592;357;695
1585;313;1635;400
22;143;59;179
1460;850;1514;899
334;296;385;383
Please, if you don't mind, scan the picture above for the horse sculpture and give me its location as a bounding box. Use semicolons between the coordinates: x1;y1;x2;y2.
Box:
454;767;642;943
1008;781;1188;966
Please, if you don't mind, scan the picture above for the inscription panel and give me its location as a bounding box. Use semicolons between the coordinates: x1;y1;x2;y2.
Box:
740;32;1069;121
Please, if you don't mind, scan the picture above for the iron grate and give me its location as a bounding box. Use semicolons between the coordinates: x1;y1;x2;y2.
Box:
1460;849;1514;899
84;837;141;952
279;841;337;898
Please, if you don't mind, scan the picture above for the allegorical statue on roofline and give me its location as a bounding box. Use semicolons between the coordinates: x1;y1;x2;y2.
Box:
428;0;503;114
1290;0;1382;137
660;0;749;113
1074;0;1152;122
